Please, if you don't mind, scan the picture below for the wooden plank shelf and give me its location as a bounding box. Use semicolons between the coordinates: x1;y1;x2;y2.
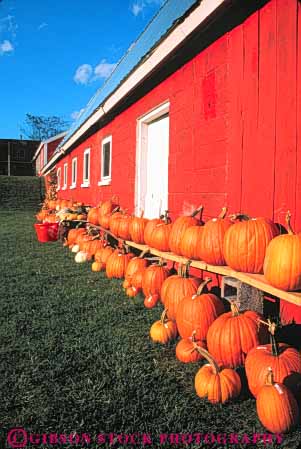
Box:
86;222;301;307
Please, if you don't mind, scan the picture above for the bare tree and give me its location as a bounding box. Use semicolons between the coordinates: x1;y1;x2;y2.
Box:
21;114;70;140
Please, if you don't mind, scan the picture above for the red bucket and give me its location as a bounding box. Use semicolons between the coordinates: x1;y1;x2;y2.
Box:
34;223;51;243
48;222;59;241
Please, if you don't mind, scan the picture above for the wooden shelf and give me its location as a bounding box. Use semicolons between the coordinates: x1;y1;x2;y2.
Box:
85;222;301;307
123;241;301;307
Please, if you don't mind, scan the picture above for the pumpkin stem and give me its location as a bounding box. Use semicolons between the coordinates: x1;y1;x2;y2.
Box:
160;309;168;324
229;213;250;222
230;301;240;317
163;210;171;224
286;211;294;235
196;277;212;295
140;210;144;218
218;207;228;219
191;205;204;218
258;319;279;356
265;367;275;386
195;347;220;375
183;260;192;278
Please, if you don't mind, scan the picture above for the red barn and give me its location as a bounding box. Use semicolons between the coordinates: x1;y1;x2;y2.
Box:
43;0;301;321
33;132;67;176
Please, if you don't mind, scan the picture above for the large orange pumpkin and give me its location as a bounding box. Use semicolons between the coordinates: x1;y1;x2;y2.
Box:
168;205;204;255
124;256;149;285
161;264;201;321
176;278;224;340
223;215;279;273
194;347;241;404
198;207;233;265
264;212;301;291
207;302;265;368
144;217;166;246
256;369;299;434
94;246;114;270
245;320;301;397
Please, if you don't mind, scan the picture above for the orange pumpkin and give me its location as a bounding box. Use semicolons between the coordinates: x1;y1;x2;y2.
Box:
129;213;148;244
98;196;119;216
176;278;224;340
144;217;166;246
94;246;114;269
168;205;203;255
142;262;170;303
207;302;265;368
176;332;206;363
195;348;241;404
198;207;233;265
245;320;301;397
124;256;149;285
264;211;301;291
256;369;299;434
87;208;99;226
150;309;178;344
223;215;279;273
148;221;173;252
180;225;203;260
106;249;134;279
161;264;200;321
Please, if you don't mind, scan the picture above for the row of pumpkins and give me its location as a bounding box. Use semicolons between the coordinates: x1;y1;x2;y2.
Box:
76;195;301;293
64;224;301;435
36;199;88;223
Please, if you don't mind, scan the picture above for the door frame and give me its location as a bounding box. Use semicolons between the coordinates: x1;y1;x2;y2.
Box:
135;101;170;216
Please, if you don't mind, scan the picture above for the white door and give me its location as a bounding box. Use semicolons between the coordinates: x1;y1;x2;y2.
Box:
143;114;169;218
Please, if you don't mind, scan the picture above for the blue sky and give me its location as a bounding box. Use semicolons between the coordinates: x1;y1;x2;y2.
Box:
0;0;164;139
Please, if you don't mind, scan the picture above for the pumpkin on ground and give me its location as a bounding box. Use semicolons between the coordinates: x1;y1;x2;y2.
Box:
264;211;301;291
124;255;148;285
176;331;206;363
150;309;178;344
207;302;265;368
194;347;241;404
142;261;170;304
126;269;146;296
75;251;91;263
144;293;159;309
198;207;233;265
256;368;299;434
161;263;200;321
176;278;225;340
91;261;103;272
223;215;279;273
94;246;114;270
168;205;204;255
106;249;134;279
245;319;301;397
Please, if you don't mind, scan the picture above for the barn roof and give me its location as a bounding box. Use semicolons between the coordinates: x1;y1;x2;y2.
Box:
42;0;227;174
59;0;200;150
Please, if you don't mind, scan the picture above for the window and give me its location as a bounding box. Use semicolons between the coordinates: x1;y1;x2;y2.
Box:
57;167;61;190
63;163;68;190
70;157;77;188
14;148;25;161
98;136;112;186
81;148;90;187
43;143;48;166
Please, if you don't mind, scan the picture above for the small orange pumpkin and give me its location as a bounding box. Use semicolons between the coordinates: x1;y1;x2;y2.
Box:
150;309;178;344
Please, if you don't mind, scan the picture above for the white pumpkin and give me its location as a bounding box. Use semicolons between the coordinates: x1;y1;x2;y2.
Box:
75;251;90;263
72;244;80;253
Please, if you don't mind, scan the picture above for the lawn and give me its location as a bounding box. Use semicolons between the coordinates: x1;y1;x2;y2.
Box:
1;209;301;449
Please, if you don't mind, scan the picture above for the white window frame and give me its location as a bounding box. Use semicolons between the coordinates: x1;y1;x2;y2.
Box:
70;157;77;189
81;148;90;187
62;163;68;190
98;135;112;186
56;167;61;191
43;143;48;166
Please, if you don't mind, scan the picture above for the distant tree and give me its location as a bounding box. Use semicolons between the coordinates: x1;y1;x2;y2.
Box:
20;114;70;141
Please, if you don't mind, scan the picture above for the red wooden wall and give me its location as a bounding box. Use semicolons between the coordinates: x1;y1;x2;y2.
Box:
55;0;301;320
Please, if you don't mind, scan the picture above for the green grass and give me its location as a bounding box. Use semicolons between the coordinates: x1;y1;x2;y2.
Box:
1;210;301;449
0;176;44;209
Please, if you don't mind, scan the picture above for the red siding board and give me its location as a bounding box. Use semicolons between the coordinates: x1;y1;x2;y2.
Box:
274;0;297;227
54;0;301;320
